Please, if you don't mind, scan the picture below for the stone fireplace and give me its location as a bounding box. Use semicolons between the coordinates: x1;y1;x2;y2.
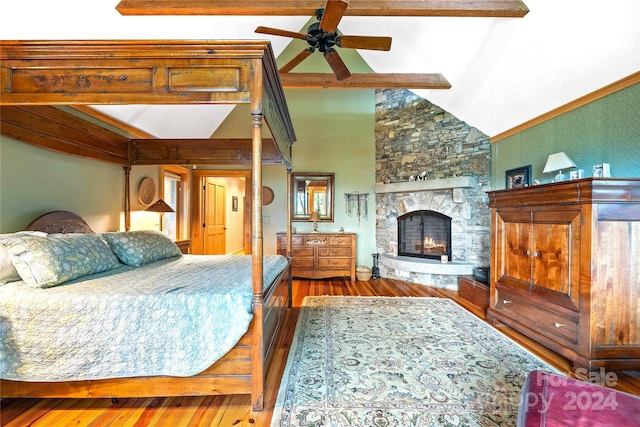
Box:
374;89;491;290
375;177;489;289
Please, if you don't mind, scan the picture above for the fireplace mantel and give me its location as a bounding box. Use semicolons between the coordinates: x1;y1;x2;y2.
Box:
374;176;476;194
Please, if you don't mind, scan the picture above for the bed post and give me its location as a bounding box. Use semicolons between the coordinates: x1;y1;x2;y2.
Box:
250;58;265;412
286;168;293;260
123;165;131;231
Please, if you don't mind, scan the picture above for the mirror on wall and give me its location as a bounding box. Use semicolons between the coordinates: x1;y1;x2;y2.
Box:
291;172;334;222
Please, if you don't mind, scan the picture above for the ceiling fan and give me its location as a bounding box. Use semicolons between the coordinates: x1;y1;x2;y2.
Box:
255;0;392;81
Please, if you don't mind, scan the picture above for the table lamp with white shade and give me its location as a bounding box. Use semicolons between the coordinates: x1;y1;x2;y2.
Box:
543;152;577;182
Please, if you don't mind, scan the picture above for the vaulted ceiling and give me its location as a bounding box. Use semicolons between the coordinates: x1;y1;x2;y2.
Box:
2;0;639;139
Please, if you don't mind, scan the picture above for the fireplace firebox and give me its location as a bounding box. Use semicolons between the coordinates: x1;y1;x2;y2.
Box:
398;210;452;261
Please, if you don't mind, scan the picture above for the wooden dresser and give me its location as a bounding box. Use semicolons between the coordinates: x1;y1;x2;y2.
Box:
487;178;640;374
277;232;356;282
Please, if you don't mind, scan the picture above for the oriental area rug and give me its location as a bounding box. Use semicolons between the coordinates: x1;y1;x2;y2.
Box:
271;296;556;427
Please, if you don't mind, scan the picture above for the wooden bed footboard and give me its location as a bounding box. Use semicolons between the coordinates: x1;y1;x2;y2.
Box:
0;258;292;412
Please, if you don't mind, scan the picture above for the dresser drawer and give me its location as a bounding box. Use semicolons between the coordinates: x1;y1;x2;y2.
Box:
304;236;328;246
292;257;315;268
291;247;314;257
318;247;352;257
329;236;353;246
318;258;352;268
291;235;305;246
494;288;578;346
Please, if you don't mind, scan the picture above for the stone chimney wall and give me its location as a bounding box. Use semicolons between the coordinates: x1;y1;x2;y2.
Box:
375;89;492;288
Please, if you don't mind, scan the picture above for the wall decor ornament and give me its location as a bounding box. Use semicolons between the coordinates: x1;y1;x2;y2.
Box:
138;177;155;205
262;186;275;205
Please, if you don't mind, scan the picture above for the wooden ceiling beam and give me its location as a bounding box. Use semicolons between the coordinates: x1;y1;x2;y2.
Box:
131;138;285;165
0;106;129;165
279;73;451;89
116;0;529;18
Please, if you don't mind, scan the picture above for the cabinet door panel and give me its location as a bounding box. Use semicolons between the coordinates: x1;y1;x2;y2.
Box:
531;210;580;311
532;222;571;294
495;210;532;293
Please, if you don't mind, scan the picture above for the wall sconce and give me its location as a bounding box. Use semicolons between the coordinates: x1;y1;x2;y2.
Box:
145;199;174;232
309;211;321;233
543;152;577;182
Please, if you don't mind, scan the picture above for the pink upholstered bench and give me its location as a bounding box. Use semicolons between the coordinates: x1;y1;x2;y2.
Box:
518;370;640;426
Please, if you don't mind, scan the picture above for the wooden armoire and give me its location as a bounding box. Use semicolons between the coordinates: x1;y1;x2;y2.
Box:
487;178;640;374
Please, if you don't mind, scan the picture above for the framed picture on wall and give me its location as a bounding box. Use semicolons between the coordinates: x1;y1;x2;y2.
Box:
505;165;531;189
232;196;238;211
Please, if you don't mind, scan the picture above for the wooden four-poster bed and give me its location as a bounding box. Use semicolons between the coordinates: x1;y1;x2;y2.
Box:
0;40;296;411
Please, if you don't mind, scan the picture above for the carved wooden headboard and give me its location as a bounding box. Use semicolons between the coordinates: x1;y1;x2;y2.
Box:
24;211;95;234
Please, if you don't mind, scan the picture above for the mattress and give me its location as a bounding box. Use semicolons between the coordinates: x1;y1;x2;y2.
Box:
0;254;288;381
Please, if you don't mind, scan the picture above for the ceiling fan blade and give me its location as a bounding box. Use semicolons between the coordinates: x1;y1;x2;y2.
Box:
338;35;392;51
324;49;351;81
279;48;314;73
255;26;308;41
319;0;348;33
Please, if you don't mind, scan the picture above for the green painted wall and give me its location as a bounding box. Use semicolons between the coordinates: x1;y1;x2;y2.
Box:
0;135;164;233
0;136;122;232
491;83;640;189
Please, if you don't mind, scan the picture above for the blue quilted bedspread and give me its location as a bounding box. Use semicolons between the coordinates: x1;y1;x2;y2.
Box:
0;254;288;381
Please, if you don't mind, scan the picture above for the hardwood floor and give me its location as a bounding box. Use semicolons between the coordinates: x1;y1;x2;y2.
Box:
2;277;639;426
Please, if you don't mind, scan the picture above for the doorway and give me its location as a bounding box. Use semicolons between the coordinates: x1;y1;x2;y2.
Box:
192;170;251;255
203;179;226;255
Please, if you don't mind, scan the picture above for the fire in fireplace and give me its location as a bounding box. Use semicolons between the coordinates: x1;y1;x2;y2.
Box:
397;210;452;261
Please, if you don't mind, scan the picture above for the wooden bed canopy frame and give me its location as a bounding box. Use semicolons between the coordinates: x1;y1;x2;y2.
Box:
0;39;297;411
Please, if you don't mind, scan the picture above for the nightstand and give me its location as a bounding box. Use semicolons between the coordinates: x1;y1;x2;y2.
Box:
175;239;191;254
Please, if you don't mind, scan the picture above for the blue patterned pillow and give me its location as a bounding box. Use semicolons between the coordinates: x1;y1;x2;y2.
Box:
0;233;121;288
101;230;182;267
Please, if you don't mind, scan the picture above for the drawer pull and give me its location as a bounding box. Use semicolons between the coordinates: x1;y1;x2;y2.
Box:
554;322;565;328
502;299;512;304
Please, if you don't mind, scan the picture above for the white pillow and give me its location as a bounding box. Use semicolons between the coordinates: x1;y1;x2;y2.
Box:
0;231;47;285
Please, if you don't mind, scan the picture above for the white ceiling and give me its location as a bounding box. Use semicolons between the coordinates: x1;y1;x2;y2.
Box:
2;0;639;138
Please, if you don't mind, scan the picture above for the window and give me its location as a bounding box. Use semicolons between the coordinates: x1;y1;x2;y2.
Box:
163;172;180;240
161;166;189;241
